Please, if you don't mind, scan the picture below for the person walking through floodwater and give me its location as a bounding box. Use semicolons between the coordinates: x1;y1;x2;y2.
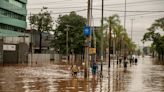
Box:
119;57;122;64
71;65;79;77
135;58;138;65
91;62;98;77
123;56;128;69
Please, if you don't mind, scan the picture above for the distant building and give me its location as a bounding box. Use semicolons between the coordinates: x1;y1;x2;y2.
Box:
26;29;54;53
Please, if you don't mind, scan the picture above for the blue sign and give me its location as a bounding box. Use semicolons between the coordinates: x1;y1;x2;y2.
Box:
83;26;90;37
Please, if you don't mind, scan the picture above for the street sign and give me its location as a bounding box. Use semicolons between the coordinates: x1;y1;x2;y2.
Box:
89;48;96;54
3;45;16;51
83;26;90;37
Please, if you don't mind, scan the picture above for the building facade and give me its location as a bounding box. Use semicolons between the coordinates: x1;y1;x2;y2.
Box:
0;0;29;64
0;0;27;33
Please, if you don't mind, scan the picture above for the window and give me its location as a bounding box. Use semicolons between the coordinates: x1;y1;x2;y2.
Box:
8;0;25;8
0;8;26;21
0;23;25;32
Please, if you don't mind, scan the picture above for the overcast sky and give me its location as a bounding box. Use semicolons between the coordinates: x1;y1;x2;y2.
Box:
27;0;164;46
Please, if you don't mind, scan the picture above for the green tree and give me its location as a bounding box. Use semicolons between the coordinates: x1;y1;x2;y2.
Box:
142;17;164;59
29;7;54;53
113;25;125;56
104;14;120;55
53;11;86;54
103;14;136;58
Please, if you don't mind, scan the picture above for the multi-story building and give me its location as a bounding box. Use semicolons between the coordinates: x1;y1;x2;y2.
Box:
0;0;27;35
0;0;29;64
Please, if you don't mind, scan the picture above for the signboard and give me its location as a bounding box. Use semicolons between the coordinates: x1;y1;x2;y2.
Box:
3;45;16;51
83;26;91;37
89;48;96;54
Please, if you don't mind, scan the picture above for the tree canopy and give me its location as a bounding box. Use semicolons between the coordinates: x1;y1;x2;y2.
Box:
142;17;164;59
29;7;53;33
29;7;54;53
103;14;136;56
52;11;86;54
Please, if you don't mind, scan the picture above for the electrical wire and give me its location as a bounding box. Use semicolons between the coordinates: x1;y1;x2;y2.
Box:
5;0;163;10
92;8;164;13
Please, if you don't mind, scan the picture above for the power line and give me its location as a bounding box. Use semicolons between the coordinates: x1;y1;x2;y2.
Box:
29;0;69;5
30;1;87;5
100;0;164;7
93;8;164;13
6;0;161;10
27;6;86;10
103;1;164;9
91;13;164;20
28;9;87;15
28;0;163;7
0;9;87;18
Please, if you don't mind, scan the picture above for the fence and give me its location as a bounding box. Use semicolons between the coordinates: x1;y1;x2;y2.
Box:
28;54;83;65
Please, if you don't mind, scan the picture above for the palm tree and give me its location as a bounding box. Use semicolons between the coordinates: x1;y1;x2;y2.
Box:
104;14;120;68
113;25;124;59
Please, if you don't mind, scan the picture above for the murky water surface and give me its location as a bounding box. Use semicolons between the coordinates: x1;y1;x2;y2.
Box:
0;56;164;92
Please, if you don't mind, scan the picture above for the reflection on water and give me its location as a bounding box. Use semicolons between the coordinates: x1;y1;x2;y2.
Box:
0;56;164;92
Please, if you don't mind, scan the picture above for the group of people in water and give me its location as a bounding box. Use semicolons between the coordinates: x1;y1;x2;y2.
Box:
70;55;138;77
118;56;138;69
70;62;98;77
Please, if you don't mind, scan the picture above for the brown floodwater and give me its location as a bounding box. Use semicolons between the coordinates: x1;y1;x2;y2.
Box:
0;56;164;92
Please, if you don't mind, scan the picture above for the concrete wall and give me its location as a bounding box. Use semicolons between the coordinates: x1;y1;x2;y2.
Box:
18;43;28;64
4;37;30;45
3;43;28;64
28;54;83;65
3;44;18;64
28;54;51;65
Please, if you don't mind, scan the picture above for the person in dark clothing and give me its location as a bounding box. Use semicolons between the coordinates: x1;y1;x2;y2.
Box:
117;60;119;65
124;61;128;68
135;58;138;64
129;57;133;65
92;62;98;76
119;58;122;64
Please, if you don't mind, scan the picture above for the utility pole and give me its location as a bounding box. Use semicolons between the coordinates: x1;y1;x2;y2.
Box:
130;18;134;56
123;0;127;59
124;0;126;30
84;0;91;78
30;13;33;66
65;25;69;65
100;0;104;77
131;18;134;41
108;21;111;68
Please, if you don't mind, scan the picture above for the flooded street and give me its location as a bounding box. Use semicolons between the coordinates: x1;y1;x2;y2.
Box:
0;56;164;92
